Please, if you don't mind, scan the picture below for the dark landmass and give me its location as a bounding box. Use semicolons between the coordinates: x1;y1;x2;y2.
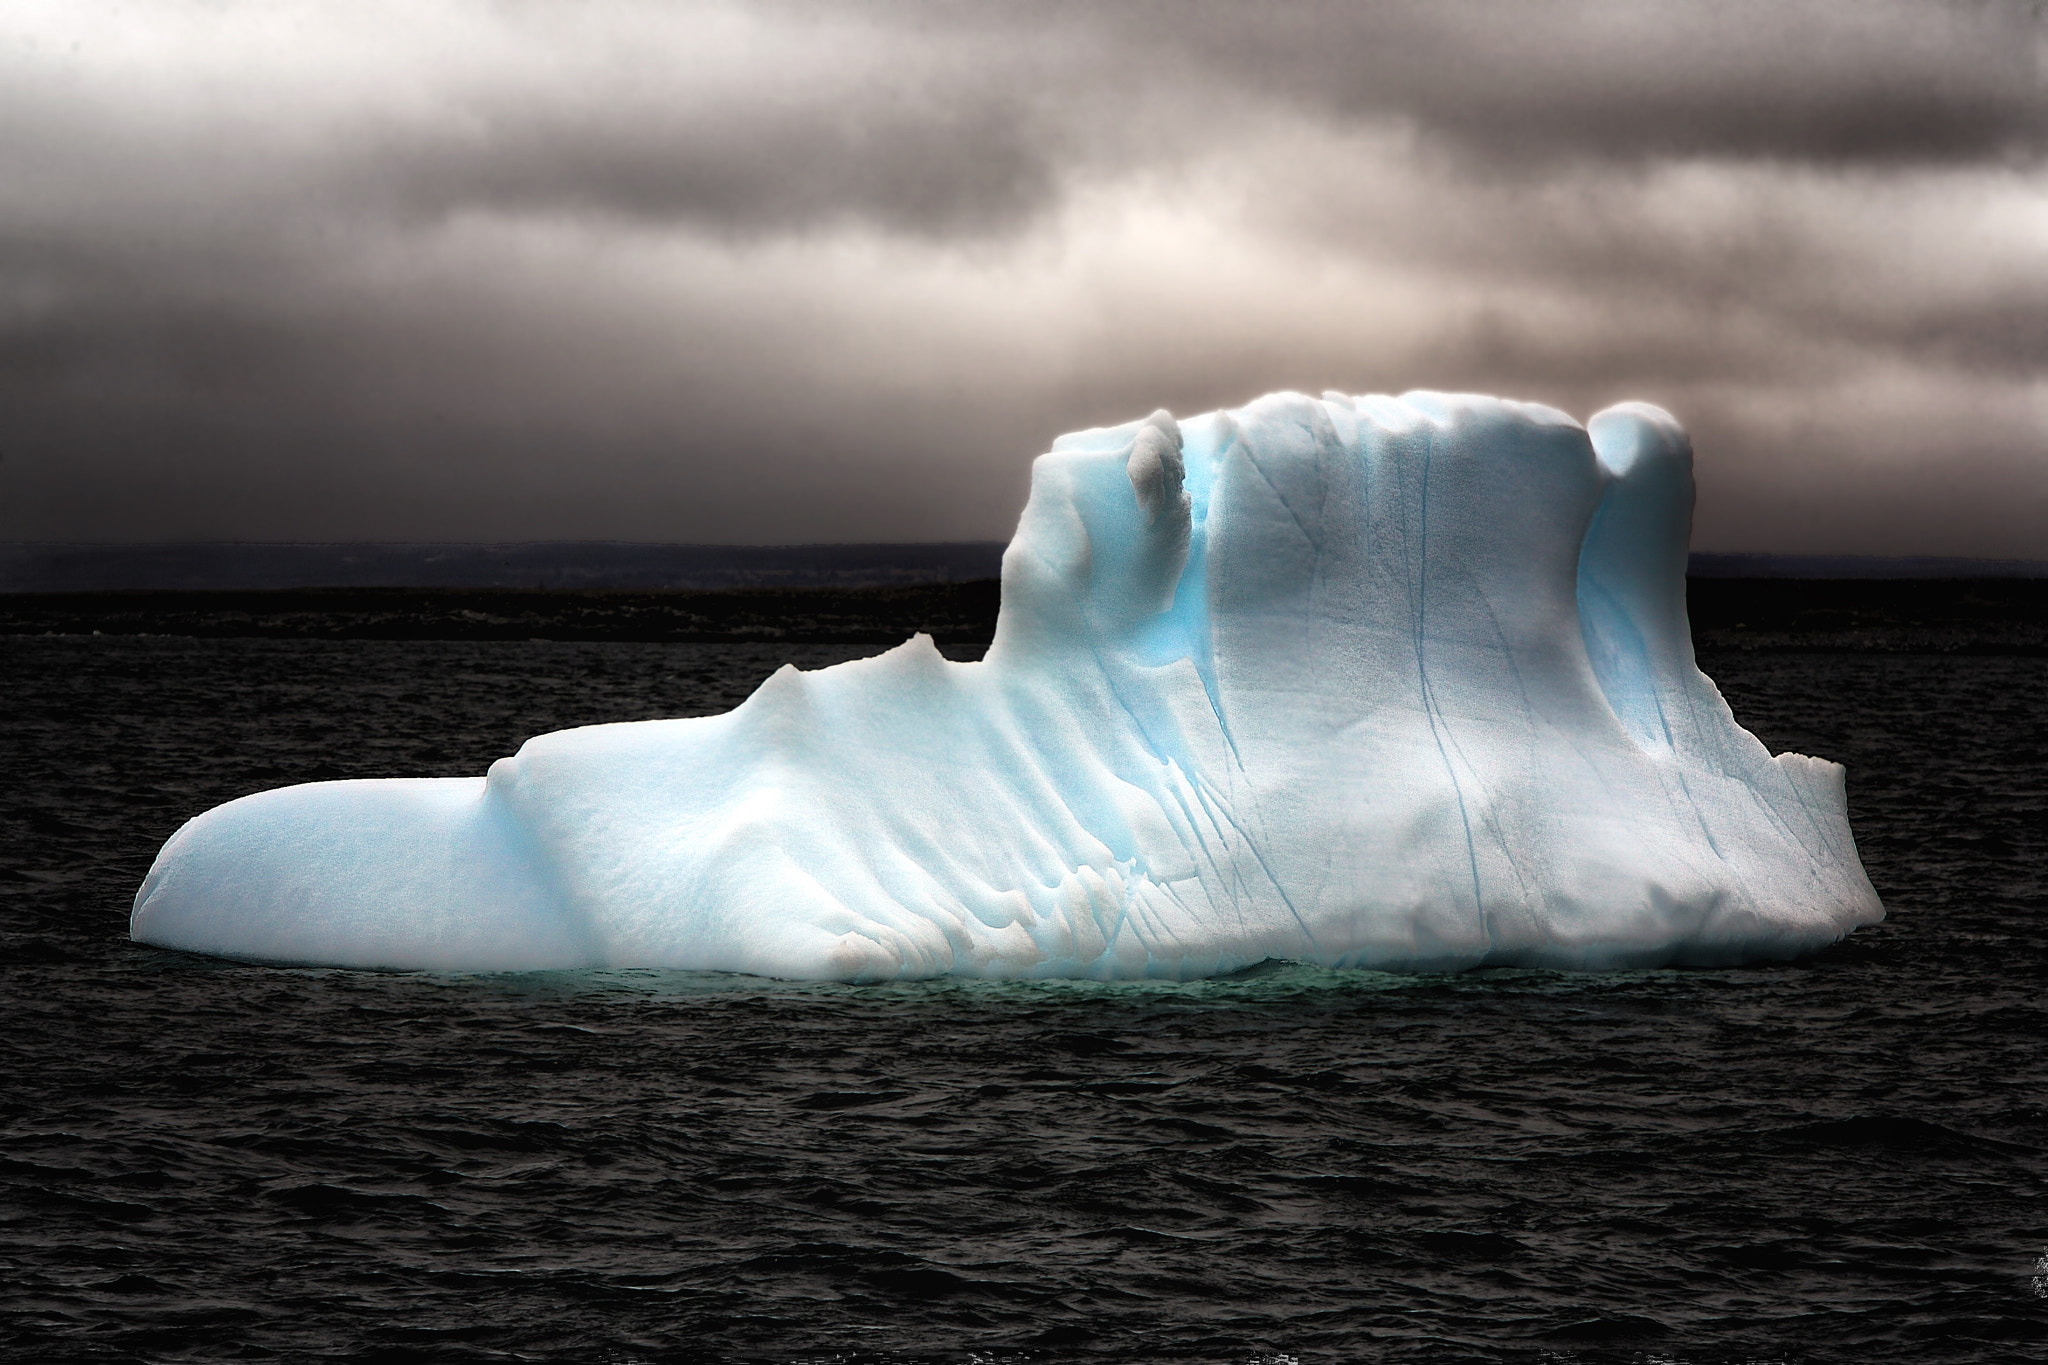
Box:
0;582;1006;645
0;541;1007;593
5;540;2039;651
2;577;2043;651
6;541;2041;594
1686;552;2047;579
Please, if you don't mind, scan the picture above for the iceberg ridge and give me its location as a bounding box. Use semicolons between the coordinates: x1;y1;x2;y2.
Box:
133;390;1883;978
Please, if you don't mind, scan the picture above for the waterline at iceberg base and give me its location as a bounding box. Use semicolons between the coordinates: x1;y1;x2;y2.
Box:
132;391;1883;978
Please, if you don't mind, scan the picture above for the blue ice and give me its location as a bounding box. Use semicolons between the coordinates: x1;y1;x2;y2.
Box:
133;392;1882;977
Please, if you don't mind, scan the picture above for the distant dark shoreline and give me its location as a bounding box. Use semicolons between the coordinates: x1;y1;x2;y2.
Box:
2;577;2042;653
0;541;1011;593
5;541;2041;651
5;541;2043;594
0;581;1006;646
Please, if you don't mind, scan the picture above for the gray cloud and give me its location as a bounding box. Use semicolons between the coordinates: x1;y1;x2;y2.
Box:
0;0;2042;554
1126;0;2048;165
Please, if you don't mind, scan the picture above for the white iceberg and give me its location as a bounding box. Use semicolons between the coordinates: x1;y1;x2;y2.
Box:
132;391;1882;978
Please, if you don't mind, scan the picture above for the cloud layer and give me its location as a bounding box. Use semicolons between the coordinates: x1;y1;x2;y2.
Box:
2;0;2043;553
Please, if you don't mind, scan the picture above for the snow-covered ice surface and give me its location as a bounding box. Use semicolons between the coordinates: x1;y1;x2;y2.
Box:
132;391;1882;978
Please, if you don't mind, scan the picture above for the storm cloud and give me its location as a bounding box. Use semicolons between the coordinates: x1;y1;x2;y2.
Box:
1;0;2043;553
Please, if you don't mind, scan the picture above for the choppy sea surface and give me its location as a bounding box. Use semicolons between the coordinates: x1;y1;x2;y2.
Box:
1;635;2043;1364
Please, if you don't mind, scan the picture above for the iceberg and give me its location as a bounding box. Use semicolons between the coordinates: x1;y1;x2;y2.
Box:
132;391;1882;978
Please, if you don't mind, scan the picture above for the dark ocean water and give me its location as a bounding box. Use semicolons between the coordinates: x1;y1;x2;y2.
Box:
1;635;2044;1364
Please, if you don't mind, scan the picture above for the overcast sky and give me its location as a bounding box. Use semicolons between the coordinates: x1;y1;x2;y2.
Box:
2;0;2044;553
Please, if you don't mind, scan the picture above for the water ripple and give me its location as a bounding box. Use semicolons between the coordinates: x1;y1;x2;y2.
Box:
1;636;2044;1362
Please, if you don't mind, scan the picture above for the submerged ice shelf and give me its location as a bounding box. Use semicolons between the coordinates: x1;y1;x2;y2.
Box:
133;391;1882;978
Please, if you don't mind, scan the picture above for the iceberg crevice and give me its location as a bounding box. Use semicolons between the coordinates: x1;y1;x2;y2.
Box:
132;390;1884;978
